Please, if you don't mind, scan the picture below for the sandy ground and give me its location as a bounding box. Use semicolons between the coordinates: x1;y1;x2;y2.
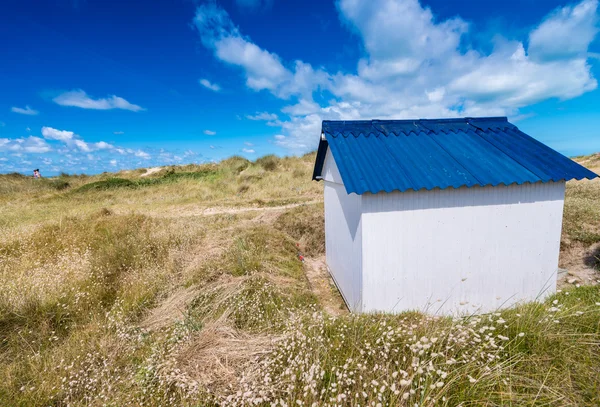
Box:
147;200;322;218
141;167;162;177
303;256;348;316
558;242;600;288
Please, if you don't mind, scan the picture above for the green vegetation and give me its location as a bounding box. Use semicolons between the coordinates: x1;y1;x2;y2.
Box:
0;152;599;406
72;170;221;193
74;177;137;192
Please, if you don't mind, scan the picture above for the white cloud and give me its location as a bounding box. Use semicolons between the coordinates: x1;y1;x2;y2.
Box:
199;78;221;91
281;99;321;116
242;148;255;153
529;0;599;62
0;136;51;153
274;134;285;140
113;131;124;135
110;159;118;166
11;105;39;115
23;137;52;153
94;141;114;150
204;129;217;135
41;126;117;153
246;111;278;120
73;139;91;152
244;141;254;146
42;127;75;142
53;89;145;112
135;150;151;159
193;3;328;98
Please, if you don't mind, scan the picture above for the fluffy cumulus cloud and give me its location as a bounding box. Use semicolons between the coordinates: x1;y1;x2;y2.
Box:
53;89;145;112
40;127;122;154
529;0;599;62
193;3;328;98
199;78;222;91
11;105;39;115
41;127;75;142
193;0;600;152
0;136;51;153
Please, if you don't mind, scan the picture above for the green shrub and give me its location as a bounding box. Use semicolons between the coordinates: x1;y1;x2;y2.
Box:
48;179;70;190
74;178;136;192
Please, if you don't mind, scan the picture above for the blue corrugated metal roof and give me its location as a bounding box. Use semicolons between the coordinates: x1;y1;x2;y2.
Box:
312;117;598;194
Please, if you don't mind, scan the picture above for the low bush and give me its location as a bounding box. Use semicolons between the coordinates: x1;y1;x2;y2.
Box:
74;177;136;192
48;179;71;190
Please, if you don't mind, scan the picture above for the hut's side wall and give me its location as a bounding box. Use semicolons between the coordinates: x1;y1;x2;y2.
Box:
322;149;363;311
360;182;566;315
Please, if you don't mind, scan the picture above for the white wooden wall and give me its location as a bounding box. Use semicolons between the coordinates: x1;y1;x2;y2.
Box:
322;149;363;311
360;182;566;315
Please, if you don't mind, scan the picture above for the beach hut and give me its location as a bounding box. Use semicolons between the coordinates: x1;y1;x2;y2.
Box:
312;117;598;314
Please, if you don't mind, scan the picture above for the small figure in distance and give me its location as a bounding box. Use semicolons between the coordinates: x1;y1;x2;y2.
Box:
33;169;41;178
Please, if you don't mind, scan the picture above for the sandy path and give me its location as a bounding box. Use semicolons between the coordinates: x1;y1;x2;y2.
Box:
303;256;348;316
141;167;162;177
151;200;322;218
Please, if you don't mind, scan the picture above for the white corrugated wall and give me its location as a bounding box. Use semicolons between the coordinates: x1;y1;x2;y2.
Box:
322;149;363;311
360;182;566;315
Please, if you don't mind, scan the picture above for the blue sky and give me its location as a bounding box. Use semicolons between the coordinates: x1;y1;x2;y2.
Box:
1;0;599;175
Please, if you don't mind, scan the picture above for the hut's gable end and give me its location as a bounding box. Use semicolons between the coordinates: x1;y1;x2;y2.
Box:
322;148;363;311
321;148;343;185
324;181;363;311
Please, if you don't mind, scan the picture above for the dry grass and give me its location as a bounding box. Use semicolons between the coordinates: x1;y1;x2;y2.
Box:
0;152;599;406
560;155;600;285
174;322;276;393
